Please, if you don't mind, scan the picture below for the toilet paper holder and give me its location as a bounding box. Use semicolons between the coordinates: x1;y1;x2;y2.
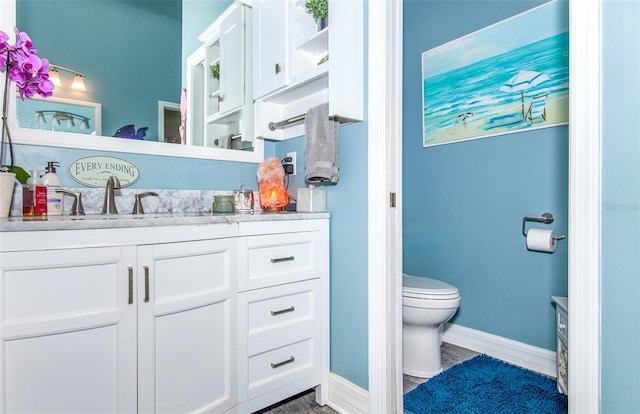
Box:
522;213;566;240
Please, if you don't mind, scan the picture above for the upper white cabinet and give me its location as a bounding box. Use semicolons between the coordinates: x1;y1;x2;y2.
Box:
253;0;363;140
187;2;256;154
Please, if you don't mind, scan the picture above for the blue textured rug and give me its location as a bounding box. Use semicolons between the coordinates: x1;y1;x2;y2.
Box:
404;354;568;414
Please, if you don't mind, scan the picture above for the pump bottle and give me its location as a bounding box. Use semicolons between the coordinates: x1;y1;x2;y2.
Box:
41;161;63;216
23;170;47;217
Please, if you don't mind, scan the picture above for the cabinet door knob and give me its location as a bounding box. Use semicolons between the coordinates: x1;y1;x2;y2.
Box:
275;63;282;74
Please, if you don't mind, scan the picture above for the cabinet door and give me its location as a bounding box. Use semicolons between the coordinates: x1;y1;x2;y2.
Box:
219;4;245;114
0;247;137;414
137;238;237;414
253;0;288;99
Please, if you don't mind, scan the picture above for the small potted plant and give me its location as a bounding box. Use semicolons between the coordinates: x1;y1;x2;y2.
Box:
210;61;220;80
304;0;328;30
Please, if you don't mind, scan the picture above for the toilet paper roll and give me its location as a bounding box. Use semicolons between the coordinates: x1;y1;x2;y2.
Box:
526;228;557;253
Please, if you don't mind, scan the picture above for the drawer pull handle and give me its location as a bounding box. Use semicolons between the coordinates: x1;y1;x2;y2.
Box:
143;266;150;303
128;267;134;304
271;306;295;316
271;356;295;369
270;256;294;263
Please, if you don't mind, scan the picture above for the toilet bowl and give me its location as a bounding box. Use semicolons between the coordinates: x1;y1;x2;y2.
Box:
403;273;461;378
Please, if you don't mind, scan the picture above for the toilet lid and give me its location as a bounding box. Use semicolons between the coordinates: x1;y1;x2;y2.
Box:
403;273;459;298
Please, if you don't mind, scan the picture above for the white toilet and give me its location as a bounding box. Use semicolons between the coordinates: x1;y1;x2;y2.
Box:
402;273;461;378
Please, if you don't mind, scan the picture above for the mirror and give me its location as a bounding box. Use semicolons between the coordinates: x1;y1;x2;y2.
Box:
3;0;263;163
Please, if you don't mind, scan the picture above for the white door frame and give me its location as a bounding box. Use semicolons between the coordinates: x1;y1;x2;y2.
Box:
367;0;403;413
367;0;602;412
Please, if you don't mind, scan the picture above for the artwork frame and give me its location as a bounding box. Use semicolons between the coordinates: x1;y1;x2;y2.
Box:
422;0;568;147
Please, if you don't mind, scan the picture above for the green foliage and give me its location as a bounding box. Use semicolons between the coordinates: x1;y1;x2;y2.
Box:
305;0;328;19
210;61;220;80
6;165;29;185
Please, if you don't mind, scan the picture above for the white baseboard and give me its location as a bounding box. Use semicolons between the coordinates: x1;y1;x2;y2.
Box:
442;323;557;378
327;372;369;414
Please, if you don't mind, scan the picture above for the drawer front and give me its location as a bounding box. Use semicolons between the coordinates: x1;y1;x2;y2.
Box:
241;279;320;346
246;331;318;400
241;231;321;291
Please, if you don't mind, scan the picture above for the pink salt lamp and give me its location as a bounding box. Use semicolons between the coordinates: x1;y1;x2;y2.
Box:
257;157;288;211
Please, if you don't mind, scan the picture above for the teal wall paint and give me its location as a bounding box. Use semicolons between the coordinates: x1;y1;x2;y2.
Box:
16;0;182;141
402;0;568;350
601;1;640;411
272;123;370;389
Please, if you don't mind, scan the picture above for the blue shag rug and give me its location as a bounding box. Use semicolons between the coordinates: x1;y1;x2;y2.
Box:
404;354;568;414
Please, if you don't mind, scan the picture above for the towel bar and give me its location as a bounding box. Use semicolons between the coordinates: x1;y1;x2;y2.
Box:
269;114;307;131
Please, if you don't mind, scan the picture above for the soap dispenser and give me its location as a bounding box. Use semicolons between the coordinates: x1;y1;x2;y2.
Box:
23;170;47;217
41;161;63;216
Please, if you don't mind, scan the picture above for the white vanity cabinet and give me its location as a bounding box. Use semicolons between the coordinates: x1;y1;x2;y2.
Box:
253;0;363;140
0;217;329;413
0;226;238;413
234;220;329;413
187;2;254;150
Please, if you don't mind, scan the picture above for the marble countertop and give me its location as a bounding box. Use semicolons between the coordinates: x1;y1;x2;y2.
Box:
0;211;330;232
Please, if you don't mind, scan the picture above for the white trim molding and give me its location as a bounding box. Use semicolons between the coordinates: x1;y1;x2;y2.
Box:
442;324;556;378
368;0;404;413
568;0;602;412
327;373;369;414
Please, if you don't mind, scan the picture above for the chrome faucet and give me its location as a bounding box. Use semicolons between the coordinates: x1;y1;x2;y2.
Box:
101;176;121;214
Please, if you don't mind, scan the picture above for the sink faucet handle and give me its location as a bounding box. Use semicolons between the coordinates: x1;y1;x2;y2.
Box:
56;189;85;216
132;192;159;215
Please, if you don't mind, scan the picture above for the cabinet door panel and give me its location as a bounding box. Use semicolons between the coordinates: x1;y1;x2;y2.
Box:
0;247;137;414
253;0;288;98
151;240;233;303
5;326;120;413
137;238;237;413
155;301;234;413
220;4;245;113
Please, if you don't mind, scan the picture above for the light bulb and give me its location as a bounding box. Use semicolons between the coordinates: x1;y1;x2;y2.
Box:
71;74;86;91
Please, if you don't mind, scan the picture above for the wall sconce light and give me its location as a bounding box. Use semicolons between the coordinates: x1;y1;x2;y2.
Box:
48;64;87;91
48;68;62;87
71;74;86;91
36;110;91;130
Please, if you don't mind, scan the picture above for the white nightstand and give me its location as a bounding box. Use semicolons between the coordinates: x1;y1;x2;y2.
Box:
552;296;568;395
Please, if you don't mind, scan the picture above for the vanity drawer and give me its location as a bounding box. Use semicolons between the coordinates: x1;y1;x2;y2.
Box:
240;231;321;291
245;331;318;400
240;279;320;346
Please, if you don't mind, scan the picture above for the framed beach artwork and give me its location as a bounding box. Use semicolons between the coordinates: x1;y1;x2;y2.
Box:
422;0;569;147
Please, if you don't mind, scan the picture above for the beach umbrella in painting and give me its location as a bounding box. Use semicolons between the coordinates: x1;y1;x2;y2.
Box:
500;70;550;119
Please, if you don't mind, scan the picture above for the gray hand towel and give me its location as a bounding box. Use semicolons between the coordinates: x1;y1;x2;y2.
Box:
304;103;339;183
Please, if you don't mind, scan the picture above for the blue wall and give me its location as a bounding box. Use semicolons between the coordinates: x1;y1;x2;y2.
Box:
17;0;182;142
402;0;568;350
601;0;640;411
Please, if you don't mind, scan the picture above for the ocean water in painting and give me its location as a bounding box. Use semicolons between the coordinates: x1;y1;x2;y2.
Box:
423;31;569;146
